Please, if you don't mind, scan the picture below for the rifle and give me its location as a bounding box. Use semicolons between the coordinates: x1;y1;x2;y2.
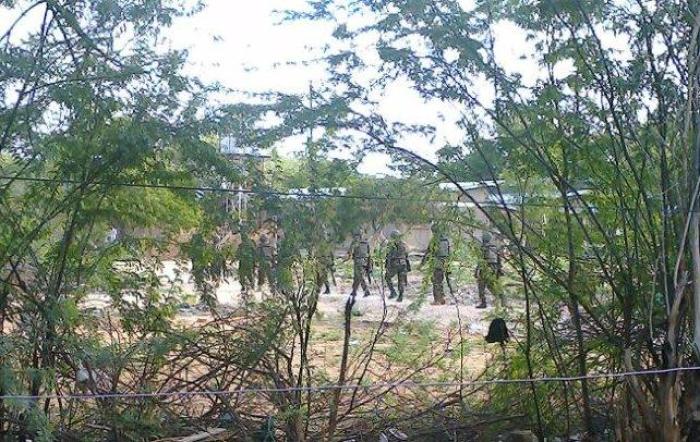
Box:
380;260;386;297
329;261;338;287
445;268;455;298
364;258;374;285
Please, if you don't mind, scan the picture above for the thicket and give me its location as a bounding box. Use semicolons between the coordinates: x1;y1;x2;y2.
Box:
0;2;482;440
268;0;700;440
4;0;700;441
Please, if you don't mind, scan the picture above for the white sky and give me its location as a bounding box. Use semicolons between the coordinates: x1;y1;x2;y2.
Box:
1;1;576;175
165;1;543;175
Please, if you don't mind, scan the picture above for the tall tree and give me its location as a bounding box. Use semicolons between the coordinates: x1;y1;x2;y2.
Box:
0;1;241;437
272;0;700;439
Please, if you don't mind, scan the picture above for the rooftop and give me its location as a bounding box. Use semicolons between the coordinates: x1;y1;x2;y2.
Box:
219;136;270;158
438;180;505;191
280;187;348;199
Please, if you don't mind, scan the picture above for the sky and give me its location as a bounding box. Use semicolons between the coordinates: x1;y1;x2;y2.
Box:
0;1;547;176
164;1;539;175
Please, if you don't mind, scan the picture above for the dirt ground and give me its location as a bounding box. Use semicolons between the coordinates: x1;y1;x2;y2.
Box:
79;260;516;411
150;260;513;336
83;261;522;337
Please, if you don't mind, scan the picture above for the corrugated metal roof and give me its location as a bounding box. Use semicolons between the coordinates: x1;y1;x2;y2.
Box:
438;180;505;191
279;187;348;199
219;136;270;158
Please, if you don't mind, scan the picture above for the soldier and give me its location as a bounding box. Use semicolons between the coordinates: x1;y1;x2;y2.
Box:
385;229;410;302
275;228;296;293
236;225;256;298
422;224;451;305
476;231;503;309
257;233;276;293
350;229;371;297
317;230;336;294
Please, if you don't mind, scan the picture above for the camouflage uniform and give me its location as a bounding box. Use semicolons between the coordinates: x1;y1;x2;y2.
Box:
425;227;451;305
350;231;371;297
476;232;502;308
237;229;256;296
318;240;336;294
274;230;295;294
385;230;410;302
257;234;276;293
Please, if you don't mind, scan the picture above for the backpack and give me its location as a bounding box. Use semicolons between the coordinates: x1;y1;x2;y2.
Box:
437;237;450;258
485;318;510;344
354;240;370;259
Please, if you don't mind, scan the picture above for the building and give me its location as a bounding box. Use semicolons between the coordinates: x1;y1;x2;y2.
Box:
220;136;271;164
219;136;270;220
438;180;517;227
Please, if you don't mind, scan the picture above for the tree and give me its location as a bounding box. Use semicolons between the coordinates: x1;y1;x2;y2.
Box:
271;0;700;439
0;1;241;437
1;1;488;440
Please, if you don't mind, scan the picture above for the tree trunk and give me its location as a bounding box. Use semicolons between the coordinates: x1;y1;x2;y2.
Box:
691;212;700;353
563;198;594;437
326;295;355;441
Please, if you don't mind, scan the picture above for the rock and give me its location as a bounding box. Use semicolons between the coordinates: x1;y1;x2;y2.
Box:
387;428;408;440
76;366;91;383
218;411;235;426
506;430;538;442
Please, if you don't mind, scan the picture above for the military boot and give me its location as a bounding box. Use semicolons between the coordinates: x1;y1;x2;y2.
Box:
476;280;488;308
432;283;446;305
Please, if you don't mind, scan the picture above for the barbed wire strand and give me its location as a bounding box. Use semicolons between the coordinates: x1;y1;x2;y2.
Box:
3;366;698;401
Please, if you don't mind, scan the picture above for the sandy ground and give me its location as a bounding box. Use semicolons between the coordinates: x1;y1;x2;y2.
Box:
79;260;515;382
167;261;514;335
82;260;519;339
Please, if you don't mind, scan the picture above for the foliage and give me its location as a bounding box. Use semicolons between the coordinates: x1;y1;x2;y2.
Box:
7;0;698;439
275;0;700;439
0;0;239;438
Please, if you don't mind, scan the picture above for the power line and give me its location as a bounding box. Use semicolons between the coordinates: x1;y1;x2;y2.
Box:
0;174;440;202
2;366;697;401
0;174;669;212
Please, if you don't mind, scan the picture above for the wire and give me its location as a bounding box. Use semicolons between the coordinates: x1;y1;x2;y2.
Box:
0;174;445;202
3;366;697;401
0;174;669;212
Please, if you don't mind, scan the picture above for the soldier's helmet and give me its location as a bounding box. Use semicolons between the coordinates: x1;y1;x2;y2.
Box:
431;223;440;233
482;232;492;243
390;229;401;239
259;233;269;244
352;229;362;238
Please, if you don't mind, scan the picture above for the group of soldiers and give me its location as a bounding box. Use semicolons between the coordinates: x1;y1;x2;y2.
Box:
236;223;504;308
347;228;413;303
236;226;338;297
348;225;504;308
